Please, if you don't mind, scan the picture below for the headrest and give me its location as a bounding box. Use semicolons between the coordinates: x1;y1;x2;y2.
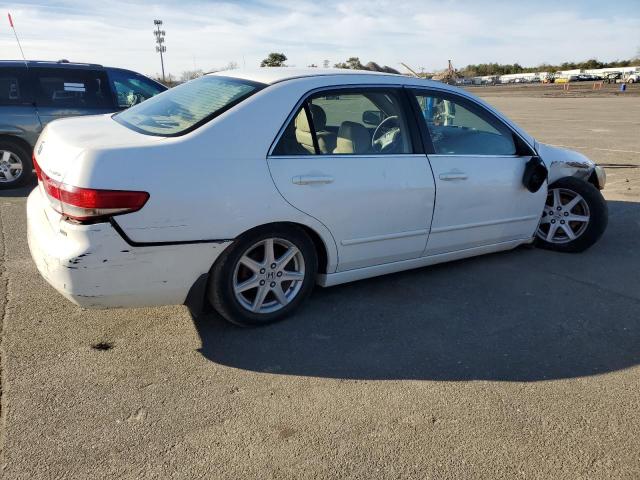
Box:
295;104;327;132
335;121;370;154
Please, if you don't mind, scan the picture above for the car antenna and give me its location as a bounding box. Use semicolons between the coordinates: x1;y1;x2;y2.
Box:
7;12;28;69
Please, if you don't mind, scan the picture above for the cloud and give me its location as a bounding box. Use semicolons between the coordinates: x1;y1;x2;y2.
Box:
1;0;638;77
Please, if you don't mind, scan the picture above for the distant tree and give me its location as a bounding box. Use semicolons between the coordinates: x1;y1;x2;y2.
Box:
323;59;330;68
308;63;318;68
224;61;239;70
334;57;399;74
335;57;365;70
180;69;204;82
260;53;287;67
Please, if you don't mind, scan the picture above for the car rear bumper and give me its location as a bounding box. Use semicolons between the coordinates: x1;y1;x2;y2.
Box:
27;188;231;309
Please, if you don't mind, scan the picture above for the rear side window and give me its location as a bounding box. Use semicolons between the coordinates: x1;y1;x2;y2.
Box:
107;69;165;108
34;68;112;109
272;89;414;155
114;76;264;136
0;68;31;106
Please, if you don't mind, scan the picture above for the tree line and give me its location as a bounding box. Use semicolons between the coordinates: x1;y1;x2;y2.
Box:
460;58;639;77
151;53;639;86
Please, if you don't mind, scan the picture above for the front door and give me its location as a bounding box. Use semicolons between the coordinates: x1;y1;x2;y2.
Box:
268;88;435;272
410;90;547;255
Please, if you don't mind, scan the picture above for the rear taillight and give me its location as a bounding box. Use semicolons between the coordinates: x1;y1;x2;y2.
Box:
33;153;42;181
33;154;149;222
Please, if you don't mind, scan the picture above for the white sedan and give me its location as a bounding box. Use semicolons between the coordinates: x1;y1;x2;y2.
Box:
27;68;608;326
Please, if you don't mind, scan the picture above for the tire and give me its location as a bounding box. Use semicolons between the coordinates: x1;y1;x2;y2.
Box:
207;224;318;327
0;140;33;189
535;176;608;253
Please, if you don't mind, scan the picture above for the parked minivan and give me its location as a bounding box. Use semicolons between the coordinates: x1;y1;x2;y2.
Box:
0;60;166;189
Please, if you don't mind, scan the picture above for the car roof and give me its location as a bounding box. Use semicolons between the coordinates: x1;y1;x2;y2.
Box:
210;67;407;85
0;60;104;70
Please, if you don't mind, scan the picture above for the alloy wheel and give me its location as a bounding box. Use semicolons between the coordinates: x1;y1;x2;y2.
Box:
537;188;590;244
0;150;23;183
232;237;306;314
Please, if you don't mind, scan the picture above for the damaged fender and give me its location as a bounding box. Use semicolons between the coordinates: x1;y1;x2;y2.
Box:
536;142;605;189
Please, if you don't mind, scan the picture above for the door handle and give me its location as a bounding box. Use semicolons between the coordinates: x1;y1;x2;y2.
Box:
439;171;468;181
292;175;334;185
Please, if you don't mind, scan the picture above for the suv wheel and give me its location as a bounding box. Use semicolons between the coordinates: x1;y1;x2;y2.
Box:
0;140;33;189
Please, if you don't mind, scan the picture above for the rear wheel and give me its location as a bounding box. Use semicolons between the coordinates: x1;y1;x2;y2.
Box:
208;225;318;326
535;177;607;252
0;140;32;189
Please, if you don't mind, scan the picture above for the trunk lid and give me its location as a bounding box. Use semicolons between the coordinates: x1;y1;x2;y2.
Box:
33;113;165;182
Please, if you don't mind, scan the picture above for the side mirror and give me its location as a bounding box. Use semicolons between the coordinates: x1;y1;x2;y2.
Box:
522;156;548;193
362;110;383;126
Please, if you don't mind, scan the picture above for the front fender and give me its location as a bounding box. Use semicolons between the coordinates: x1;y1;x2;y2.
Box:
537;142;596;185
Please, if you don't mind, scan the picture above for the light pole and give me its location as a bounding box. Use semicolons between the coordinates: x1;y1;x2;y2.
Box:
153;19;166;82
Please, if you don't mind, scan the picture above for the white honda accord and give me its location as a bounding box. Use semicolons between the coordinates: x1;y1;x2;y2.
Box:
27;68;607;326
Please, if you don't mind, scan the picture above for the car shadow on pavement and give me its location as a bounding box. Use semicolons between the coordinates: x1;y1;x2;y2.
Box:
0;180;36;198
191;200;640;382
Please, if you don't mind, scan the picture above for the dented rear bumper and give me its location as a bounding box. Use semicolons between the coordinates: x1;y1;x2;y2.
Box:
27;189;231;309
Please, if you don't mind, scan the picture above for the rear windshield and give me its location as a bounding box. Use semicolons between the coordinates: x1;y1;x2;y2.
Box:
113;76;264;136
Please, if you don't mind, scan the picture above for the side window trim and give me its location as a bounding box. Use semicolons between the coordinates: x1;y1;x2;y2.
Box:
269;84;418;157
403;86;435;155
302;101;320;154
408;87;536;157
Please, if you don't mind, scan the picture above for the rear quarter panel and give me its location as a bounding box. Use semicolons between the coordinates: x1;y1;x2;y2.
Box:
62;79;341;271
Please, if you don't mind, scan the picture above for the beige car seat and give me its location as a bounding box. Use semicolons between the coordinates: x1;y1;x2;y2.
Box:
334;121;371;154
295;104;336;154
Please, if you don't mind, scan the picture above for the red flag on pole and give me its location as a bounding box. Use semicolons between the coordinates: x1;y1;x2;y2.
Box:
8;13;14;28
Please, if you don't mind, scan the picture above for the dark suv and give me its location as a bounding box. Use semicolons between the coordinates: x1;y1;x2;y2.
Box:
0;60;166;189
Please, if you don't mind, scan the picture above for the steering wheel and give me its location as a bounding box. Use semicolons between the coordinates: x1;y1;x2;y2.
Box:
372;115;402;153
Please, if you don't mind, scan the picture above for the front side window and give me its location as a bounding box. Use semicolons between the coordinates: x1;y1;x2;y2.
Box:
108;70;165;108
273;89;413;155
34;68;112;109
114;76;263;136
413;92;516;156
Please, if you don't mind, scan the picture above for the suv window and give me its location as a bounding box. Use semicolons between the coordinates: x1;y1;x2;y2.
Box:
273;89;413;155
33;68;112;109
108;69;165;108
413;92;516;156
0;68;31;106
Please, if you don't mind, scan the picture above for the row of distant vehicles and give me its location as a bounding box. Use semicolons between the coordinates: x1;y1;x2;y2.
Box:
458;70;639;86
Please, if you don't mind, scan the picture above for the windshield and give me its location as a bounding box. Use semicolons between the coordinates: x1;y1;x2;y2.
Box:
114;76;264;136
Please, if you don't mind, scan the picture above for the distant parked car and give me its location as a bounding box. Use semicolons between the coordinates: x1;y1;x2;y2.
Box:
625;73;639;84
0;60;166;188
604;72;623;84
28;68;608;326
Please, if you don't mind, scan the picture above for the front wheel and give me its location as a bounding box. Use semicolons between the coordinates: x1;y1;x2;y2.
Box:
535;177;608;253
207;225;318;327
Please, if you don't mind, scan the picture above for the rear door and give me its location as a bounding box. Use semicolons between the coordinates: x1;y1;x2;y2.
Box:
410;89;547;255
268;87;435;272
32;67;115;129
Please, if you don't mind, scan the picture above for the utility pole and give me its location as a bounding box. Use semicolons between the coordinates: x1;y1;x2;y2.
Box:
153;19;166;82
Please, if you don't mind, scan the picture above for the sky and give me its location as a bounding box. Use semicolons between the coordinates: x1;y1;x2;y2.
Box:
1;0;639;78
